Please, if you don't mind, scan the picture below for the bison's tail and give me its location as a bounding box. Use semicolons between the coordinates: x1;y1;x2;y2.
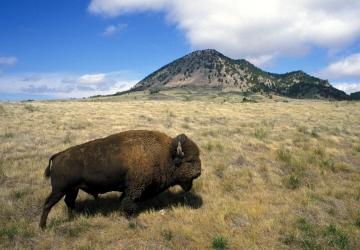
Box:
44;152;60;178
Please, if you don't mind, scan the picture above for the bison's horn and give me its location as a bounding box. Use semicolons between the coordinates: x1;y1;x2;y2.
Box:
177;141;184;157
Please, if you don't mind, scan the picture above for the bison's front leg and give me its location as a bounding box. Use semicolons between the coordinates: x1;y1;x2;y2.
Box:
121;185;144;216
121;196;138;216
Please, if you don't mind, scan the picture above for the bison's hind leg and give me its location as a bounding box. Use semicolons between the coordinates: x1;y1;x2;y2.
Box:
64;189;79;210
39;191;65;229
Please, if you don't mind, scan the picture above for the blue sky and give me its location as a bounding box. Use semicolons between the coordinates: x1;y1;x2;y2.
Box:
1;0;360;100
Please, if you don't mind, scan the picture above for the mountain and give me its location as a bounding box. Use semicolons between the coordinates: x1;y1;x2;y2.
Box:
131;49;348;100
350;91;360;100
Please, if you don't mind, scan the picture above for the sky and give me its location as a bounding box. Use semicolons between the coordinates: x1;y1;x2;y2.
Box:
1;0;360;100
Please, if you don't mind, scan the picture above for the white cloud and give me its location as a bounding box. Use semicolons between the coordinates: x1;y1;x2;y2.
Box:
319;53;360;78
0;71;139;99
89;0;360;66
0;56;17;66
246;54;276;67
102;23;127;36
333;82;360;94
78;73;108;85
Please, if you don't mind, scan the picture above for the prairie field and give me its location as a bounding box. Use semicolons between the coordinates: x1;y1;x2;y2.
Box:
0;92;360;249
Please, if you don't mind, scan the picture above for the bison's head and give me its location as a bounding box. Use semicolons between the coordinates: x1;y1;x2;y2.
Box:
171;134;201;192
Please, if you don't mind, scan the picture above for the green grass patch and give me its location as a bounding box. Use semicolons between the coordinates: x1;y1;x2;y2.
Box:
161;229;173;241
323;224;349;250
212;235;228;250
128;221;136;229
354;144;360;153
254;127;267;140
285;175;301;190
204;141;224;152
282;218;351;250
0;221;35;240
355;216;360;227
12;190;28;200
0;225;17;239
277;146;292;163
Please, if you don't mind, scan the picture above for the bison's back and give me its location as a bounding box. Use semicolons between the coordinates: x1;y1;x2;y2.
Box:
49;130;173;192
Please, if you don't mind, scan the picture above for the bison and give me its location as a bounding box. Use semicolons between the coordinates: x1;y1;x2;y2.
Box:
40;130;201;229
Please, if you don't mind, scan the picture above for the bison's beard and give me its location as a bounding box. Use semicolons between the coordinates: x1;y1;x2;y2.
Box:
180;180;193;192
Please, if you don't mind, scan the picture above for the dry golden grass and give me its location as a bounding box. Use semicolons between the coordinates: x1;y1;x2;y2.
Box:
0;93;360;249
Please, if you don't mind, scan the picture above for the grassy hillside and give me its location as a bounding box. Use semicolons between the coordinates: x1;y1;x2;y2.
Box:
0;95;359;249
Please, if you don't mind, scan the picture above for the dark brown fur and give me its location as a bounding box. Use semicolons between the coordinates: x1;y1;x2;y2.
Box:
39;130;201;229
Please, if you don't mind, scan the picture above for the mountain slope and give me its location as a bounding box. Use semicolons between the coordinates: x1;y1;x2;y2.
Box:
131;49;348;100
350;91;360;100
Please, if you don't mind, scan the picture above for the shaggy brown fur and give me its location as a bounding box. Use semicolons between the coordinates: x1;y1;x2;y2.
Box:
39;130;201;229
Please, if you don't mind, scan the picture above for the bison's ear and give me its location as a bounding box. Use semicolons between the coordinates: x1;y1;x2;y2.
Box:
172;134;187;166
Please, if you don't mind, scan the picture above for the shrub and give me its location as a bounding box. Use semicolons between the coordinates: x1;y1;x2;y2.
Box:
212;235;228;250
